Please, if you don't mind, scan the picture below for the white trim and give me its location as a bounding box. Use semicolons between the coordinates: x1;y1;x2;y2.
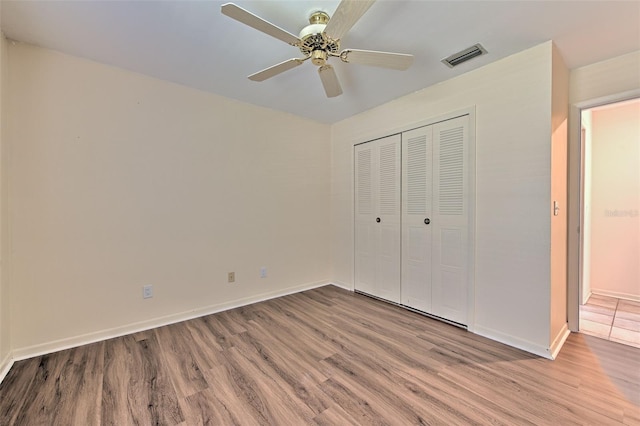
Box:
0;351;14;384
466;108;477;332
573;89;640;110
549;323;571;360
474;325;553;359
591;290;640;303
352;107;475;147
329;280;354;291
11;280;331;362
567;103;582;332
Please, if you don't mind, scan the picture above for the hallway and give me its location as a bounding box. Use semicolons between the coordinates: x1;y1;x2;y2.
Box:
580;294;640;348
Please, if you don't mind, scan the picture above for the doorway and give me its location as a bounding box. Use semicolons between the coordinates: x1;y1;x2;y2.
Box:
578;98;640;348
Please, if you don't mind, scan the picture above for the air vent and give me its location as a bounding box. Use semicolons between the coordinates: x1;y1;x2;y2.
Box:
441;43;487;68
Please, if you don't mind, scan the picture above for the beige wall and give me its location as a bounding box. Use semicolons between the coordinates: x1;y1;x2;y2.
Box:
4;37;623;362
567;50;640;329
589;100;640;299
331;42;561;357
550;44;569;352
7;43;331;354
0;32;9;369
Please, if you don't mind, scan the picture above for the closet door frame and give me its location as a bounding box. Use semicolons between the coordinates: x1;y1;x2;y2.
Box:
352;107;477;332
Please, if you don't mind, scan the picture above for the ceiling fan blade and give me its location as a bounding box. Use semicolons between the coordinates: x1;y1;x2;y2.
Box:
340;49;414;70
221;3;301;46
318;65;343;98
324;0;375;41
248;58;305;82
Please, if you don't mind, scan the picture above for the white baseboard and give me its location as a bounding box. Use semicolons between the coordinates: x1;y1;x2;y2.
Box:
591;289;640;302
11;280;331;363
0;351;13;384
474;325;553;359
549;323;571;360
328;281;353;291
3;280;573;386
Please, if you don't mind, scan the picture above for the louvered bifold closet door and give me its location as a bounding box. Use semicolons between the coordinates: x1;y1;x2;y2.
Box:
354;143;376;297
431;115;469;325
375;135;401;303
354;135;401;303
401;126;433;312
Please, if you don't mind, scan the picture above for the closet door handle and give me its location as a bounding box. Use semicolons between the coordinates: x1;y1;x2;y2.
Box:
424;218;430;225
376;217;381;223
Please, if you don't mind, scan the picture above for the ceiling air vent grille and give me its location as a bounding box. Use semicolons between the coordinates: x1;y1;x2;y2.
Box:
442;43;487;68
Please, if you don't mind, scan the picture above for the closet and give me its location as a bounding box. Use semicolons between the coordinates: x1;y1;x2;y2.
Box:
354;115;470;326
354;134;401;303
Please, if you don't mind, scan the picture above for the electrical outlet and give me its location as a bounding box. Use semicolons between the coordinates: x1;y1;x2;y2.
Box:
143;285;153;299
260;267;267;278
228;272;235;283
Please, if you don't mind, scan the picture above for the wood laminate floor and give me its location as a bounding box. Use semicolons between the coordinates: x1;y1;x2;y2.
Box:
1;285;639;425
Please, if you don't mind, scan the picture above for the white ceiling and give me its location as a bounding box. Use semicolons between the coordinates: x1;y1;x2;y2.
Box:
1;0;639;124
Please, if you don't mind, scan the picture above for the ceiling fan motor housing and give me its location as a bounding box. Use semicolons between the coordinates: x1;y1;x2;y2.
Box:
298;11;340;64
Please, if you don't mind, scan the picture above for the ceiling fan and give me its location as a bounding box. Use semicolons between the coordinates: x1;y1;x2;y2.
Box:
221;0;414;98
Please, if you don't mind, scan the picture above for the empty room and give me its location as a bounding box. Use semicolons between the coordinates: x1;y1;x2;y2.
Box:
0;0;639;424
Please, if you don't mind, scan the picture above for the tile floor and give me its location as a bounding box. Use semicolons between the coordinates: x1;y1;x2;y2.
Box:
580;294;640;349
